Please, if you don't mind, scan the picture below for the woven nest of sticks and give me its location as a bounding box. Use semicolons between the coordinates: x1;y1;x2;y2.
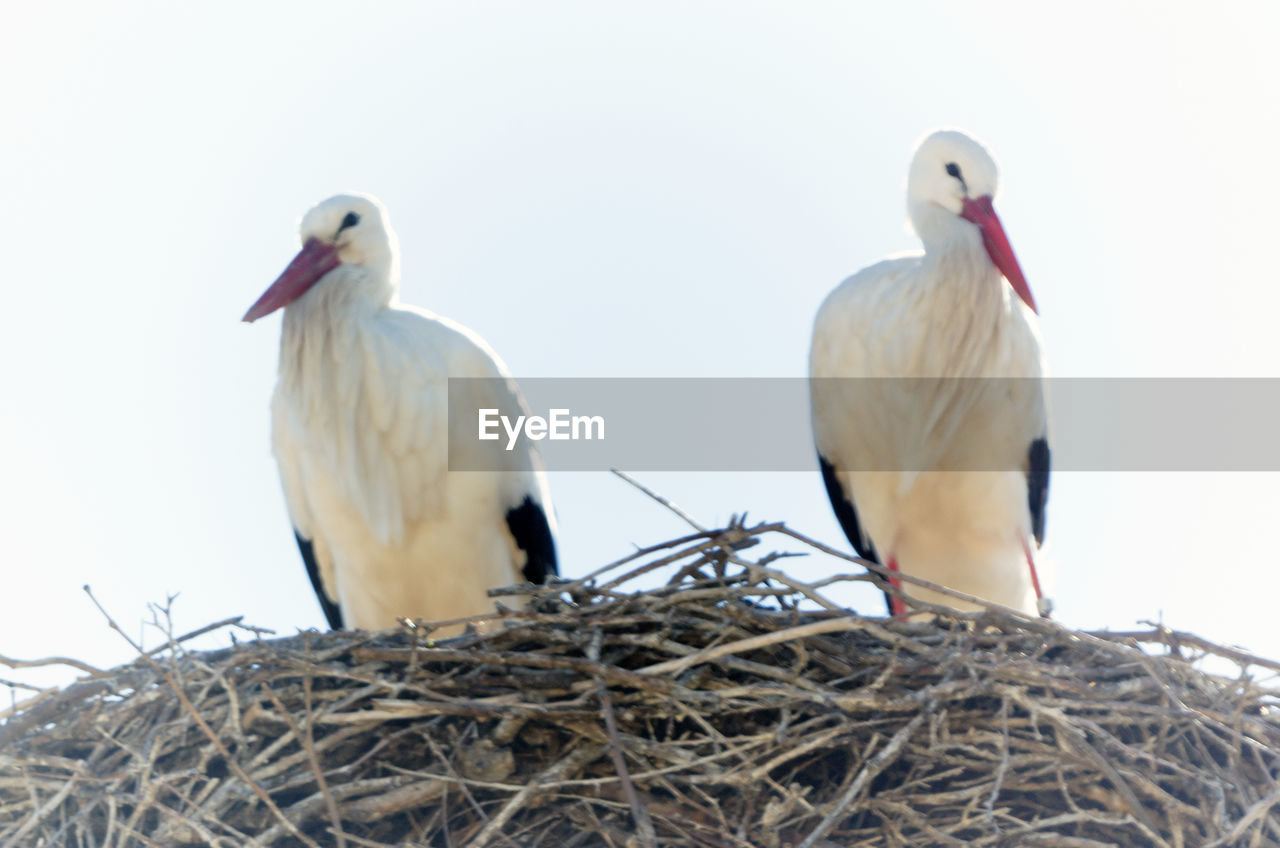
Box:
3;520;1280;847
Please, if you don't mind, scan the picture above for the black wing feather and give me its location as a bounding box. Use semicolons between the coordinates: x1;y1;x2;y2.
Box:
1027;438;1051;546
294;531;344;630
819;454;893;612
505;496;558;584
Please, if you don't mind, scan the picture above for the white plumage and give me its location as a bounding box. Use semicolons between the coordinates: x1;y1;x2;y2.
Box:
245;194;557;632
810;130;1050;617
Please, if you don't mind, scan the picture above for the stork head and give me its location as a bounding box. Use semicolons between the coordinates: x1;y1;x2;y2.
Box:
242;193;400;323
906;130;1036;314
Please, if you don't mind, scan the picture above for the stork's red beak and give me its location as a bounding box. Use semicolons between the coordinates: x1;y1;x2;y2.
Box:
242;238;342;323
961;195;1037;314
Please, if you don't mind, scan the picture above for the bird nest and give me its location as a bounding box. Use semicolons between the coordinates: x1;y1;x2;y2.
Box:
3;520;1280;847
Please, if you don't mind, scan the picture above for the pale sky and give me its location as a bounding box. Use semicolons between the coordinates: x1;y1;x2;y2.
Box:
3;2;1279;693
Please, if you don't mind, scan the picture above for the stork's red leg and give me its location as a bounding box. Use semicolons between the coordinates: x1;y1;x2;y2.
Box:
1020;537;1051;617
886;555;907;617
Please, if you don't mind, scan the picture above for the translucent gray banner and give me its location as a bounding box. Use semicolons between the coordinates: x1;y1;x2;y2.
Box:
447;378;1280;471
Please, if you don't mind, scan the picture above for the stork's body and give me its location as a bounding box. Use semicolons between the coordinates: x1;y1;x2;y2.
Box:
810;131;1050;617
245;194;557;632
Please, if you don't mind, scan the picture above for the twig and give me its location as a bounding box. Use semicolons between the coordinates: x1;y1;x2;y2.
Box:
140;615;266;657
611;468;706;532
0;654;107;677
588;627;656;847
1099;626;1280;676
638;616;870;677
0;679;51;693
555;529;721;591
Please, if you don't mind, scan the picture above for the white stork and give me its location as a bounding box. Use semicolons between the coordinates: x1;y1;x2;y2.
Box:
809;130;1050;617
243;193;557;632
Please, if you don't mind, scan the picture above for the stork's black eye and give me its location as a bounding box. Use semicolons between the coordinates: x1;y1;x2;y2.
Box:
338;211;360;233
945;162;962;179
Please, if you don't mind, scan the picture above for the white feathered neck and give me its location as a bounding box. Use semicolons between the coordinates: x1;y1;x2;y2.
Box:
274;268;436;548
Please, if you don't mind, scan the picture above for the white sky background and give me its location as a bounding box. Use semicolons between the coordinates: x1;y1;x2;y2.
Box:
2;2;1279;692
